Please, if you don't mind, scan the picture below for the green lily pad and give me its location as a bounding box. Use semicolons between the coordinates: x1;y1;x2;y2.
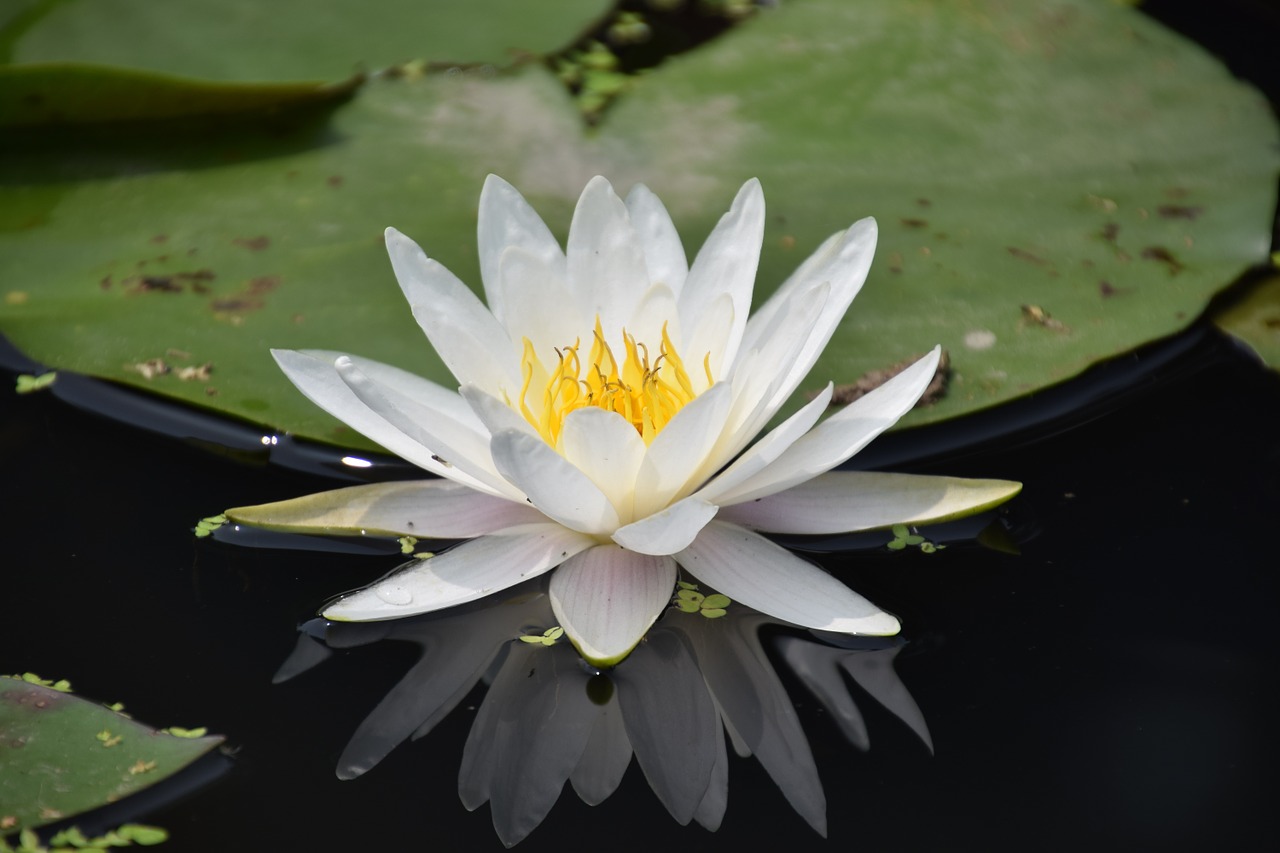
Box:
0;63;359;128
0;0;1274;451
1213;272;1280;371
0;676;223;833
3;0;612;80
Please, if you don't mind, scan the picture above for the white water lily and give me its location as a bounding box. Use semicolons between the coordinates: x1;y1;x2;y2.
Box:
229;176;1020;666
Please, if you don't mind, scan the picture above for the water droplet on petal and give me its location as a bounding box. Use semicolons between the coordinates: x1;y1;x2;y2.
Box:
374;583;413;605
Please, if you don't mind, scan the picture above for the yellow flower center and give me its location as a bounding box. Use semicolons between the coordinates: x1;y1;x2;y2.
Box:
517;318;712;447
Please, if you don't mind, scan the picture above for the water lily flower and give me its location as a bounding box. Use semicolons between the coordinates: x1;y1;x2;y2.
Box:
229;176;1020;666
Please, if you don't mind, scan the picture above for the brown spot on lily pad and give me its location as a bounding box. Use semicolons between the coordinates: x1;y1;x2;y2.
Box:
1008;247;1048;265
900;218;928;229
822;350;950;408
1157;205;1203;220
1100;222;1120;243
233;236;271;251
1141;245;1185;274
211;275;281;318
123;269;215;295
327;175;345;188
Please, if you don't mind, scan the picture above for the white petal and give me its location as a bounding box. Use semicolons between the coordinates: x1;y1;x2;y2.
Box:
227;479;544;538
489;429;622;535
740;219;878;407
634;381;732;516
477;174;566;329
459;384;537;438
694;383;833;505
566;176;649;340
559;407;647;521
677;522;899;635
625;283;682;361
625;183;688;295
682;285;830;492
680;293;734;387
335;356;520;499
271;349;490;490
494;246;585;355
612;497;718;556
713;347;943;506
385;227;520;394
332;352;483;431
550;546;677;666
703;281;829;466
719;471;1023;534
324;523;596;621
677;179;764;374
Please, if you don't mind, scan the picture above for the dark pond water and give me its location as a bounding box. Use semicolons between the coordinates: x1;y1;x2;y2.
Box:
4;320;1278;851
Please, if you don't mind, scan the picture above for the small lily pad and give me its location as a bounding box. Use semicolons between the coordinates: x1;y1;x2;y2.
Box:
1213;272;1280;371
0;677;223;833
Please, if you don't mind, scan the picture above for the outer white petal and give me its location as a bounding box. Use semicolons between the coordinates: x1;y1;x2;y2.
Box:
760;218;878;412
634;381;732;517
693;383;833;505
625;183;688;295
271;349;490;490
718;471;1023;534
477;174;566;328
677;521;900;635
227;479;544;538
566;176;649;342
550;545;678;666
559;407;647;521
458;384;538;438
489;429;622;535
324;523;596;621
306;351;483;431
677;179;764;375
385;227;520;394
335;357;521;500
612;497;718;556
683;284;830;490
713;347;943;506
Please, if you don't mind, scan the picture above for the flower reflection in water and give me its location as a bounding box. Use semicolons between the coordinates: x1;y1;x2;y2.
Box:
276;577;930;846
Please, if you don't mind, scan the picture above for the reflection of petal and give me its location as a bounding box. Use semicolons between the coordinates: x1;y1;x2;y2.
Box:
692;695;730;832
676;612;827;836
459;643;602;847
569;686;632;807
778;636;933;754
613;629;719;825
283;579;933;845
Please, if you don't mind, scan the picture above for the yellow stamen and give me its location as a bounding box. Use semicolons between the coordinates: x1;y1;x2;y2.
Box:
519;317;707;447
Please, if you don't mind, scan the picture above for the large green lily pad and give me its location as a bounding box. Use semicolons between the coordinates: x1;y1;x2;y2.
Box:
0;0;1274;451
3;0;612;79
0;676;223;833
